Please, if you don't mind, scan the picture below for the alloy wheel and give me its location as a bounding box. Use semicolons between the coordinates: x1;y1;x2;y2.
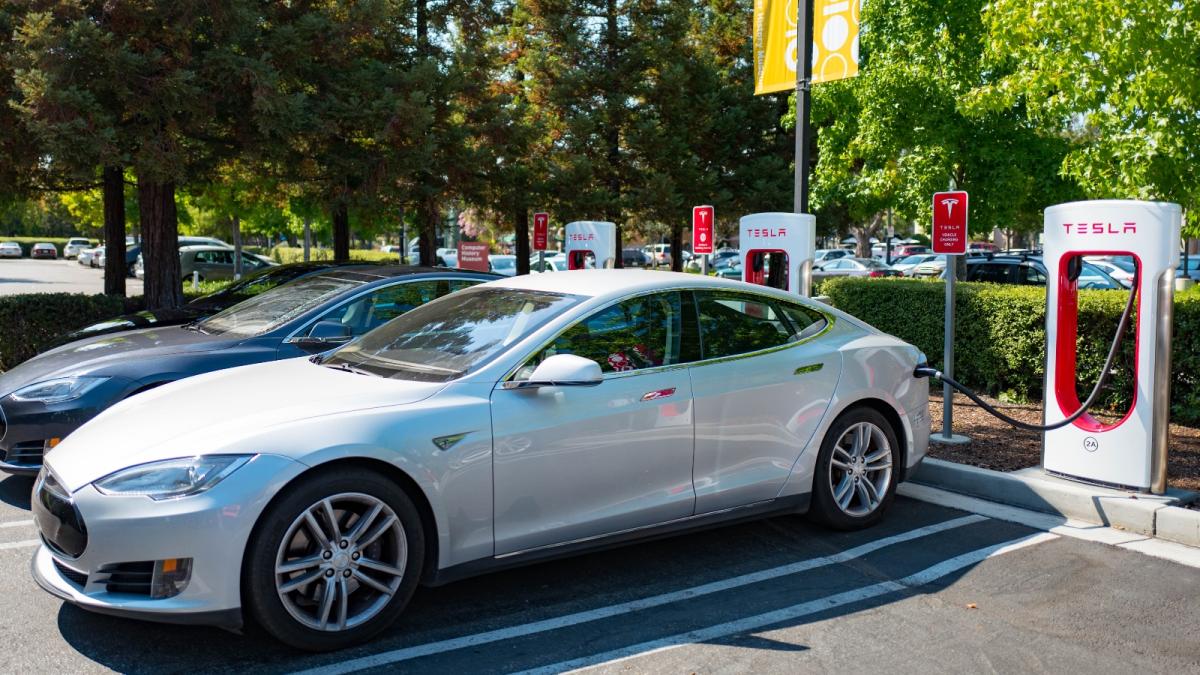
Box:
274;492;407;632
827;421;893;517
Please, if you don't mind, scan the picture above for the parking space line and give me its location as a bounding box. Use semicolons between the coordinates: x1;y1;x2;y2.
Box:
290;514;987;675
519;532;1059;675
0;520;34;529
0;539;40;551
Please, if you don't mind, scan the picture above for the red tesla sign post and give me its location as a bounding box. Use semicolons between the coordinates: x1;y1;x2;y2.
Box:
533;212;549;273
931;190;970;446
693;205;714;274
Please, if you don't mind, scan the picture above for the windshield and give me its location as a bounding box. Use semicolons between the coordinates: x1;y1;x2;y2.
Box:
324;287;583;382
897;255;927;264
862;259;890;269
199;274;361;337
491;258;515;270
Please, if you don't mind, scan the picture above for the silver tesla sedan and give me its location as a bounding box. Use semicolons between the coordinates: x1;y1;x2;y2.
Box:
32;270;930;650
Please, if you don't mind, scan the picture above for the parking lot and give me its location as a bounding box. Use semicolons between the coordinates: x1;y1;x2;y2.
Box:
0;473;1191;674
0;259;143;296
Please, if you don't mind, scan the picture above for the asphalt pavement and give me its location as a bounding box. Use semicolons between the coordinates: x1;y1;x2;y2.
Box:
0;473;1194;674
0;258;142;296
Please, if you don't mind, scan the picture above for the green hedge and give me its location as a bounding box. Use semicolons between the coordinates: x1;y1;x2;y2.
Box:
0;236;99;256
269;246;398;264
0;294;136;370
822;277;1200;425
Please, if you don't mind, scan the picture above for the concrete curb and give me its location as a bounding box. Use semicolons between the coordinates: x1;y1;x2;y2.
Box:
909;458;1200;546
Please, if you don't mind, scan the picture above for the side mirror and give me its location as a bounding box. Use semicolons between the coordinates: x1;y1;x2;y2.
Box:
296;320;353;345
508;354;603;389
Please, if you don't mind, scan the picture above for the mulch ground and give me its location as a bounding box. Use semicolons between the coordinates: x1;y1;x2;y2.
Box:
926;391;1200;494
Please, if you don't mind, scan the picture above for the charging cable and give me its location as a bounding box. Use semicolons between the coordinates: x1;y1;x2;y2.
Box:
914;268;1139;432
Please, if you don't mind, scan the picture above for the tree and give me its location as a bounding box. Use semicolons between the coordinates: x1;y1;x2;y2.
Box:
793;0;1078;249
968;0;1199;233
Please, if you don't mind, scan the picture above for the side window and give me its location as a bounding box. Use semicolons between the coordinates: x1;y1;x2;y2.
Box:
779;303;829;341
194;251;213;264
525;291;693;375
216;250;235;265
311;279;478;337
696;292;792;359
1022;264;1047;285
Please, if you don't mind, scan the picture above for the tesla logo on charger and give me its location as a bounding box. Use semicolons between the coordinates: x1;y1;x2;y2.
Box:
1062;222;1137;235
568;233;596;241
746;227;788;238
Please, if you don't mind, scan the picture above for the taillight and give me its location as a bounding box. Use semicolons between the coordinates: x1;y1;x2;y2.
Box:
869;270;886;278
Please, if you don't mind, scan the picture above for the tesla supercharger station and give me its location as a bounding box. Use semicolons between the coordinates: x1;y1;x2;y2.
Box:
739;212;817;296
565;221;617;270
1042;200;1181;493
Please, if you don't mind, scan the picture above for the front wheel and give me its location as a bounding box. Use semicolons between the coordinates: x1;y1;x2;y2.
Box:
243;468;425;651
809;407;900;530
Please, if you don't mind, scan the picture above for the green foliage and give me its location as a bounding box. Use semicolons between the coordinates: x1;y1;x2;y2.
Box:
268;246;398;264
0;293;133;371
822;277;1200;425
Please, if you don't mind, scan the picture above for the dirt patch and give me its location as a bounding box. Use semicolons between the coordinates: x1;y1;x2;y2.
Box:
927;392;1200;493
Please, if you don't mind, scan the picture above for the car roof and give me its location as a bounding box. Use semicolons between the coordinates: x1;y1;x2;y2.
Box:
483;268;805;302
312;264;501;283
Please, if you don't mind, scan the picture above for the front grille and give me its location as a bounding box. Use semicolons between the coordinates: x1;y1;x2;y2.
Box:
32;473;87;558
97;561;154;595
6;441;44;466
53;559;88;588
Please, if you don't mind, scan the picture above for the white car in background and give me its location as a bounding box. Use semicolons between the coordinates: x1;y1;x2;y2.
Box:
33;270;929;650
63;238;92;259
891;253;941;276
1085;257;1136;288
530;256;569;272
908;255;948;278
0;242;22;258
77;247;97;266
489;254;517;276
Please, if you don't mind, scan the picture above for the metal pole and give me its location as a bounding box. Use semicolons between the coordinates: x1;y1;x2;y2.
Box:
538;250;545;273
793;0;814;216
302;217;312;262
701;254;709;276
942;256;956;439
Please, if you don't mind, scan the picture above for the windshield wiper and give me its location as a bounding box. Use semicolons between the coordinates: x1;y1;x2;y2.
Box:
322;361;377;377
182;321;210;335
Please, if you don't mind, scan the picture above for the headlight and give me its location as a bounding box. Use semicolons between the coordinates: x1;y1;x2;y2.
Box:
10;376;108;404
94;455;253;500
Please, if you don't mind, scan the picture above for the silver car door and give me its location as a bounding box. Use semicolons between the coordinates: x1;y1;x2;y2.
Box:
688;292;840;514
490;290;698;555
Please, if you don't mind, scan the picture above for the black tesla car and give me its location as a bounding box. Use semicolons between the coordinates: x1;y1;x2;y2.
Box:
0;266;496;474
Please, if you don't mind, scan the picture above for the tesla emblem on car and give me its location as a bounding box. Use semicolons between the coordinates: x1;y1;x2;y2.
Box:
1083;437;1099;452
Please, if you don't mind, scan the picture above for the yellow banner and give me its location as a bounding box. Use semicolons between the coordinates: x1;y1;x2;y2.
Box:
754;0;860;96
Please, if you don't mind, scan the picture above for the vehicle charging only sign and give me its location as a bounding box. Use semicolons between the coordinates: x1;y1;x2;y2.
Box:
533;213;549;251
932;191;969;255
693;205;714;255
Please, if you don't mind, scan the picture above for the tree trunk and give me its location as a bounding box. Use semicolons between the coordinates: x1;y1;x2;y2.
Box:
515;207;530;275
332;201;350;261
138;178;182;310
605;0;623;267
102;166;126;296
303;218;312;261
418;198;438;266
231;215;243;278
670;224;683;272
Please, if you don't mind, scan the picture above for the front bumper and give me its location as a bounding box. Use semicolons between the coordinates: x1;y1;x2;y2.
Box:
31;453;306;628
0;383;132;475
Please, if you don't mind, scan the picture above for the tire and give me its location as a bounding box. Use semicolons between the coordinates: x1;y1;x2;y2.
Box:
242;467;425;651
809;407;900;531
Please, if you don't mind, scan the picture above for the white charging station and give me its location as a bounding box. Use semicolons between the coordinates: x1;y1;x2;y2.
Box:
739;212;817;296
564;221;617;270
1042;200;1181;493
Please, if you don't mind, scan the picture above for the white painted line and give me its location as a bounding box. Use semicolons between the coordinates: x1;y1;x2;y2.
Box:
0;539;40;551
290;514;988;675
520;532;1059;675
898;483;1151;546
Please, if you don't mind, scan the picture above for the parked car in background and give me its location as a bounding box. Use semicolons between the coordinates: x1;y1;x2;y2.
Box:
890;254;940;276
530;256;570;273
93;247;106;268
178;245;272;281
0;266;497;476
63;238;92;259
909;256;948;278
489;255;517;276
951;255;1123;290
32;270;928;649
710;248;740;267
0;242;22;258
622;248;652;268
813;257;902;281
968;242;1000;255
1084;256;1136;288
1177;257;1200;282
814;249;853;264
31;243;58;259
644;243;673;266
890;244;929;260
77;247;97;266
57;262;352;346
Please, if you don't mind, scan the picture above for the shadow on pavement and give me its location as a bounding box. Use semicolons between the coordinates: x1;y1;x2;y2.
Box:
0;475;34;510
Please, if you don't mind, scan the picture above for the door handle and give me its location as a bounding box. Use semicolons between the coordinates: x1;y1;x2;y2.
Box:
794;363;823;376
641;387;676;402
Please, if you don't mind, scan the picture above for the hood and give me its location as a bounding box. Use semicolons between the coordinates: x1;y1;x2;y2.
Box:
0;325;234;396
47;357;447;491
52;309;206;349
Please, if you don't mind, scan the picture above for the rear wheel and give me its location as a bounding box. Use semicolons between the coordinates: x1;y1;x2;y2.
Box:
243;468;424;651
810;407;899;530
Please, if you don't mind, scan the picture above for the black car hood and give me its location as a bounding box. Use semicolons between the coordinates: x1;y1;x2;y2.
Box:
56;308;207;346
0;325;238;396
